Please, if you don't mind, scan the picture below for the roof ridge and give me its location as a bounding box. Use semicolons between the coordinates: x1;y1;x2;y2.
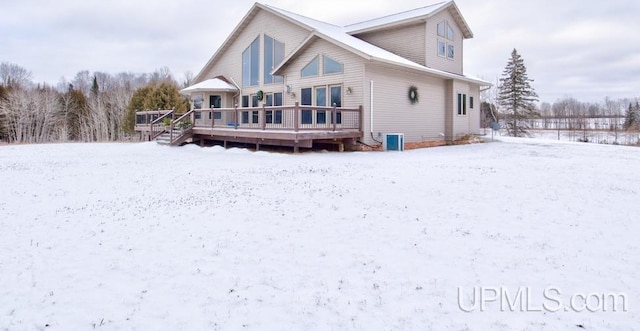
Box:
262;3;343;29
344;1;448;28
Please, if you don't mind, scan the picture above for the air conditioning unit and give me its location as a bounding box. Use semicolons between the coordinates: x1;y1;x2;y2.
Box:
384;133;404;151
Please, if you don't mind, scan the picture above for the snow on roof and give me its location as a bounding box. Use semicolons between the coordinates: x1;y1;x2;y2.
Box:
344;1;449;34
180;77;238;95
264;3;488;85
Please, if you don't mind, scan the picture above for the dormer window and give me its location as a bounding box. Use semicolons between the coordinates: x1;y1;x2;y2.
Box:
437;21;455;60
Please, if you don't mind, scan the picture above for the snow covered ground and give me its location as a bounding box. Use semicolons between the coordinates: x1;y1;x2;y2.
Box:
1;139;639;330
486;128;640;145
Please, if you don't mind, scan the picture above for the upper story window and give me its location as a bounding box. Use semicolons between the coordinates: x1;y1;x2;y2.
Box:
437;21;454;41
242;36;260;87
437;21;455;60
264;35;284;84
323;55;343;75
301;56;319;77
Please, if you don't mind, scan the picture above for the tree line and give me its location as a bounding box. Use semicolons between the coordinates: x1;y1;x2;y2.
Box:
0;62;189;144
481;49;639;136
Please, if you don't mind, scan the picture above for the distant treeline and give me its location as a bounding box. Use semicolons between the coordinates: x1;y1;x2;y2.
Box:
0;62;190;144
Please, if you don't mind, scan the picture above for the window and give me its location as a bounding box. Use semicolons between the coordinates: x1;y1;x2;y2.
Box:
438;41;446;57
301;88;313;124
301;56;319;77
437;22;445;38
240;95;259;124
469;96;474;109
330;85;342;124
438;21;454;40
192;95;203;109
457;93;467;115
242;37;260;87
264;92;283;124
316;87;327;124
437;21;455;60
252;95;259;123
264;35;284;84
300;85;342;125
323;55;343;75
210;95;221;108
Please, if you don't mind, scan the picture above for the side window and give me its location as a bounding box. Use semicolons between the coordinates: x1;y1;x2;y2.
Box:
301;56;319;77
301;88;313;124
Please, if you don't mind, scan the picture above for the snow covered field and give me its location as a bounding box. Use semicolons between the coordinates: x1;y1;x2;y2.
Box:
1;139;639;330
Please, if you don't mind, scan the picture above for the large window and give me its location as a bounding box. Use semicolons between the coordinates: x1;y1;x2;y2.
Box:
300;85;342;125
265;92;283;124
437;21;455;60
240;94;260;124
323;55;343;75
457;93;467;116
264;35;284;84
301;56;319;77
242;37;260;87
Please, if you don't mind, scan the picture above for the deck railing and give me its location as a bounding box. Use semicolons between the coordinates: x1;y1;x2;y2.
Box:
192;103;363;132
149;110;174;140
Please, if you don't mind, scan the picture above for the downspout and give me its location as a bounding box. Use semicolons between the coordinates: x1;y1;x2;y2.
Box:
369;80;382;144
229;77;241;106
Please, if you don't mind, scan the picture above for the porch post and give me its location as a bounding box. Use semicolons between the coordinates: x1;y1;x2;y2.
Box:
261;104;266;130
294;102;299;132
332;104;337;132
359;105;364;132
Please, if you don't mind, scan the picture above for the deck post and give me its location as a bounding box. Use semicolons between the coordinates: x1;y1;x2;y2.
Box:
234;105;239;130
211;109;215;129
170;120;174;144
332;104;337;132
294;102;299;132
358;105;364;132
262;105;266;130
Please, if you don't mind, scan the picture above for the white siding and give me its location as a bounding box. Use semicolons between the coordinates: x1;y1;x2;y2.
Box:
278;38;365;108
353;23;426;66
426;9;464;75
450;81;481;139
363;64;447;145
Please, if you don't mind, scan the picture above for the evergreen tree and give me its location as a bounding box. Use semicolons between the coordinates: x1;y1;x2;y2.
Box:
91;75;99;96
497;49;539;137
623;101;640;130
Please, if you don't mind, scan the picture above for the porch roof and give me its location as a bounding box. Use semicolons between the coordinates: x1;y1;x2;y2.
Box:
180;78;238;95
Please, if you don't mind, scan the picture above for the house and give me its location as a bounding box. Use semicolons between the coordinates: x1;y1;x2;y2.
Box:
135;1;489;151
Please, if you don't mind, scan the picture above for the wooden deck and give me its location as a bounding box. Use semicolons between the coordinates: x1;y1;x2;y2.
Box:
134;104;363;151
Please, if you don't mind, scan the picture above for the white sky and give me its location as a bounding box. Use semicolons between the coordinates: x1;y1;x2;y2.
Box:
1;0;639;103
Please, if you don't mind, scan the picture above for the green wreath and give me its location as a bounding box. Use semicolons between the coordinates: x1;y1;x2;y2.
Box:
408;85;418;104
257;90;264;101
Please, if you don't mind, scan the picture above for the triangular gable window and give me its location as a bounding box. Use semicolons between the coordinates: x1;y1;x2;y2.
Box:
323;55;343;75
301;56;319;77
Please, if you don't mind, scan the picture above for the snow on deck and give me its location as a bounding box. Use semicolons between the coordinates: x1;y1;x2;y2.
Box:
0;139;639;330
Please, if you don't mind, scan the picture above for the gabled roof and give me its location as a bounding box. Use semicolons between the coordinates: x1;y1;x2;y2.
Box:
180;77;238;95
266;4;487;85
193;1;488;86
345;1;473;38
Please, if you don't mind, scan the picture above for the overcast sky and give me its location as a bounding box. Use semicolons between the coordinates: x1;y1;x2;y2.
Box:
1;0;639;103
